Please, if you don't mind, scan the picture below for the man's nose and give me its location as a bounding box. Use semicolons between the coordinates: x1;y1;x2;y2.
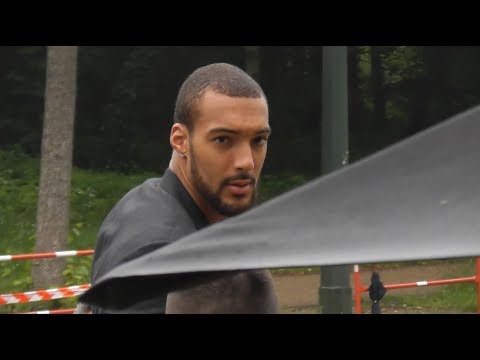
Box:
234;144;255;171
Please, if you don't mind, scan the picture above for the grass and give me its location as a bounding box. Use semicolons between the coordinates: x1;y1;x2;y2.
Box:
272;267;321;275
377;282;477;313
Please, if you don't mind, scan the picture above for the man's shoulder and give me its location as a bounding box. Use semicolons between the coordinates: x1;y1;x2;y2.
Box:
122;177;163;201
109;176;183;219
94;175;196;265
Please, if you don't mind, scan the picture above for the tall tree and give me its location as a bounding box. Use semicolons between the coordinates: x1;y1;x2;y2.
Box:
32;46;78;290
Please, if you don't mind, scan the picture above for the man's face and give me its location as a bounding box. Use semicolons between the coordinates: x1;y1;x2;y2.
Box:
187;91;270;217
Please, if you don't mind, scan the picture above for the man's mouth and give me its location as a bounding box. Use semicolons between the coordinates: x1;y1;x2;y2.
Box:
226;180;252;196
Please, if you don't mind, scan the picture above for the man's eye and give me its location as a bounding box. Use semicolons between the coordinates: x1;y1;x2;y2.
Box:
215;136;228;144
254;137;268;145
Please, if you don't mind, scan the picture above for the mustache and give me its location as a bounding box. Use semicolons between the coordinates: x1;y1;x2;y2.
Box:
221;173;256;188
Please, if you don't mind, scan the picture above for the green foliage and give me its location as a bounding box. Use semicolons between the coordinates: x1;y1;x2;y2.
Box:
63;222;92;287
0;261;32;292
4;46;480;175
69;168;157;250
0;150;155;313
0;259;34;314
259;173;310;202
0;46;46;154
0;149;39;255
378;282;477;314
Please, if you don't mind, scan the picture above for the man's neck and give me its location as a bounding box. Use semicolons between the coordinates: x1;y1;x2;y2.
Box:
169;160;226;224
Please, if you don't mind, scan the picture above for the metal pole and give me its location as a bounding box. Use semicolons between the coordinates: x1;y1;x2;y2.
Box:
476;257;480;314
319;46;352;314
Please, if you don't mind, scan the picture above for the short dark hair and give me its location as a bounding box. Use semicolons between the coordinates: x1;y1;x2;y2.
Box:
174;63;266;131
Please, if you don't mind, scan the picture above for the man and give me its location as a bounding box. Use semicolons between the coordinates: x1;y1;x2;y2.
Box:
86;63;278;313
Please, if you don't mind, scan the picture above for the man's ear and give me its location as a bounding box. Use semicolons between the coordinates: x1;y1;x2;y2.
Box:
170;123;189;156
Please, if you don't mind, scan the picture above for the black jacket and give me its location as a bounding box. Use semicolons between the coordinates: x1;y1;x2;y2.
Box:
90;168;209;313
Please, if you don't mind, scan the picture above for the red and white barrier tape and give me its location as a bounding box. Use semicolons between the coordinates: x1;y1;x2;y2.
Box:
0;250;94;262
0;284;90;305
21;308;76;314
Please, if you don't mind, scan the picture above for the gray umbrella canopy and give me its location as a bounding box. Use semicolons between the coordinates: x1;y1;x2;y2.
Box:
80;105;480;309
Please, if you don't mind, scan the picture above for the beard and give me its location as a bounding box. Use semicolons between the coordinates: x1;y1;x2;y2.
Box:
190;148;258;217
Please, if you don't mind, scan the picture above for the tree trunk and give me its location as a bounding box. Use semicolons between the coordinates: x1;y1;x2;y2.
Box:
32;46;78;290
348;46;363;132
